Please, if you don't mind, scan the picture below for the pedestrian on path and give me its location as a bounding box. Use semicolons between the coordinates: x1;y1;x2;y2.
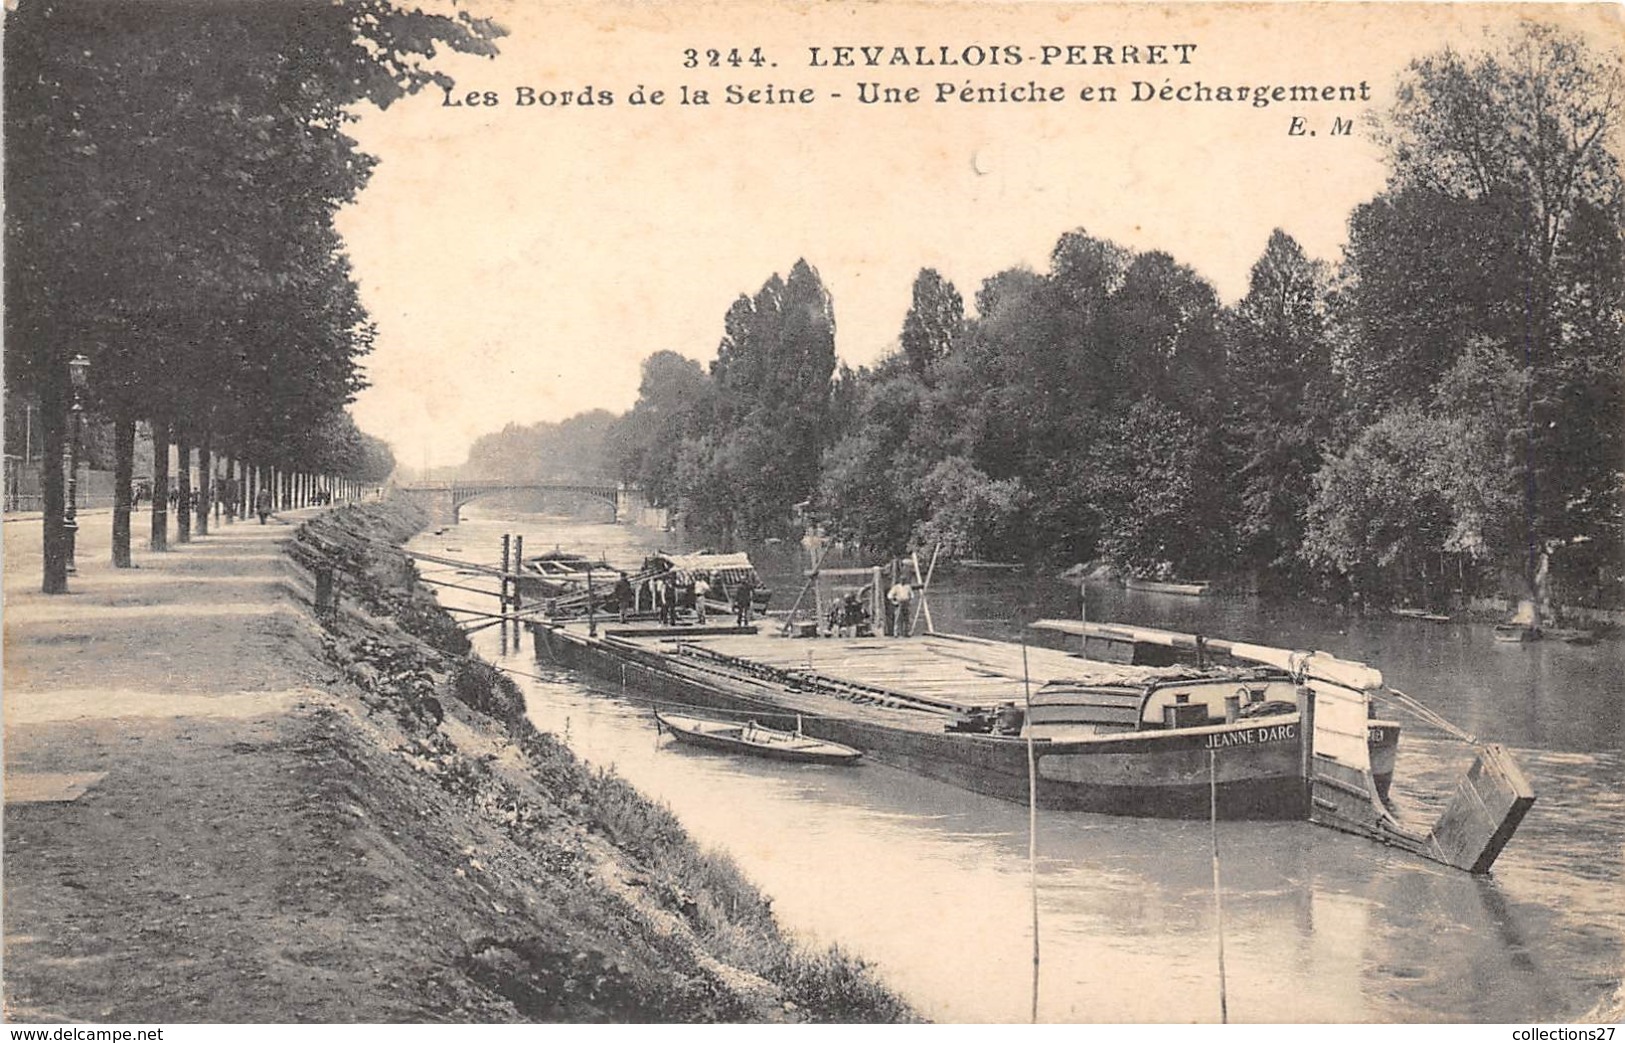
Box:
255;488;273;524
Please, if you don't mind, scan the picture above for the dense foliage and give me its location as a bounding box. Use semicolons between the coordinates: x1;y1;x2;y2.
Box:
1310;24;1624;611
4;0;501;585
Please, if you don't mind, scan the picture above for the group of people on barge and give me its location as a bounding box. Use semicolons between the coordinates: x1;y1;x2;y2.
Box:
595;552;917;638
825;580;914;638
610;570;756;626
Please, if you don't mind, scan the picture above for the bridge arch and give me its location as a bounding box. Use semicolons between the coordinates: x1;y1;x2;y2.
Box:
397;480;649;526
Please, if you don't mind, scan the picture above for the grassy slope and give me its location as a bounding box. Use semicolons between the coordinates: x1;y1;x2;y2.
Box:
292;501;917;1023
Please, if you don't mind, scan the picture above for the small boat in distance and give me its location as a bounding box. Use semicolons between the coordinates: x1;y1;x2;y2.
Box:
1494;623;1541;643
655;712;863;765
1125;577;1212;597
1391;607;1454;623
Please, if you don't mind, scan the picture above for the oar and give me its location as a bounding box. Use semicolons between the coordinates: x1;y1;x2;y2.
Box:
643;666;665;744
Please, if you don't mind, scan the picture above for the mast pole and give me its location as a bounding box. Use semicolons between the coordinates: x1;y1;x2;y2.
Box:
1210;749;1230;1023
1021;631;1040;1023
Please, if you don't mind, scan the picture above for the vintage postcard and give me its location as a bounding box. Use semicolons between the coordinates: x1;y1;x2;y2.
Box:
4;0;1622;1029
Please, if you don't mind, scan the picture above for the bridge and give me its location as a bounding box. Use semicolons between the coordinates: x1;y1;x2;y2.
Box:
397;479;654;525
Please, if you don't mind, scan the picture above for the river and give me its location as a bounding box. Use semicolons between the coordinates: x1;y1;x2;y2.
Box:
412;505;1623;1023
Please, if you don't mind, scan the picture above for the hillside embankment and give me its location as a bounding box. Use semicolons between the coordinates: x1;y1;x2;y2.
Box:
2;500;915;1023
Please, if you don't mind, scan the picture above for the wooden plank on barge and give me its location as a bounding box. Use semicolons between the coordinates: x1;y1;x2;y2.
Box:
690;648;964;712
672;638;989;714
604;634;950;733
676;632;1178;712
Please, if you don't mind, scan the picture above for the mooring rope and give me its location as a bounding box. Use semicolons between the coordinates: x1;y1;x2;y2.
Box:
1372;688;1481;746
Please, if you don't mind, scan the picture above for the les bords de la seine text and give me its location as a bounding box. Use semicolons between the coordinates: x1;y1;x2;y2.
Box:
441;42;1372;111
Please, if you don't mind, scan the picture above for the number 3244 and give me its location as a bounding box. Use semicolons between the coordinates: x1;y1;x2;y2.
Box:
683;48;769;68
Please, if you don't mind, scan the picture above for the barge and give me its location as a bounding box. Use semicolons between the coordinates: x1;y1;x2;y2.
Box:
529;616;1533;873
516;549;613;599
644;551;772;615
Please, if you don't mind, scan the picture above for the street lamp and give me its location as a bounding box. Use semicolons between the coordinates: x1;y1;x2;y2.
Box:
63;353;90;572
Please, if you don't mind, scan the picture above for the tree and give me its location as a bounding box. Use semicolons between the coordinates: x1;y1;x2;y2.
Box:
899;269;964;382
1378;24;1622;262
1301;408;1455;603
697;260;837;540
1101;250;1224;416
818;371;932;555
1337;22;1625;609
1302;345;1527;607
1428;342;1531;573
1225;231;1337;586
463;410;617;484
1339;187;1527;412
606;352;713;505
953;267;1052;481
911;456;1029;561
3;0;502;588
1086;399;1208;578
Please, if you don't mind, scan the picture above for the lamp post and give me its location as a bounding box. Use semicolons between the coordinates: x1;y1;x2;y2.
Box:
63;353;90;572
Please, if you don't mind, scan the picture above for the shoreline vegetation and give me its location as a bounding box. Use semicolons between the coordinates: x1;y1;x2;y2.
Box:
458;23;1622;625
294;499;918;1022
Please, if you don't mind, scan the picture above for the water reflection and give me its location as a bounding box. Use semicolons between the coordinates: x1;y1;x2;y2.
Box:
418;508;1623;1022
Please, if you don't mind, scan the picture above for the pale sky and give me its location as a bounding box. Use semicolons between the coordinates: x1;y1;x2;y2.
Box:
337;1;1621;469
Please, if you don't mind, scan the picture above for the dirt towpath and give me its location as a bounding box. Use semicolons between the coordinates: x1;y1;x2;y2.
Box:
2;510;424;1021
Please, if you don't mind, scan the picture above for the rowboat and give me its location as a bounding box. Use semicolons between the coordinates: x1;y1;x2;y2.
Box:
1125;577;1211;596
1493;623;1541;643
655;711;863;765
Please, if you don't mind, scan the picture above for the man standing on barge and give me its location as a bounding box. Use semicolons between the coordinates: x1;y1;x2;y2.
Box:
887;578;913;637
613;572;634;623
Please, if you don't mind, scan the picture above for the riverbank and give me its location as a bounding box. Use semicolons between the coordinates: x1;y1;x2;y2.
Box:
2;502;915;1022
